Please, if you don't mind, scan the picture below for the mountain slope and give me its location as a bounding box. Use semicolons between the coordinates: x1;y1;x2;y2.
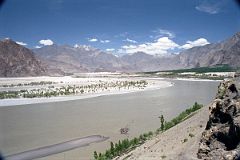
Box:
175;32;240;69
0;39;47;77
121;52;180;72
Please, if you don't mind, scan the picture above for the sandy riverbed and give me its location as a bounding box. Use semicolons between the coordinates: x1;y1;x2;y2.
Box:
0;77;173;107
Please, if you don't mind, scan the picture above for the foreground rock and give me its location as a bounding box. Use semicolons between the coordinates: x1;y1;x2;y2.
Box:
197;80;240;159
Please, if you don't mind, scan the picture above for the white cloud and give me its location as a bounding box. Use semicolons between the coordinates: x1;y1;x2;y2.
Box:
195;5;219;14
88;38;98;42
152;29;175;39
39;39;54;46
106;48;115;52
195;0;225;14
100;40;110;43
16;41;27;46
120;37;179;56
124;38;137;43
35;45;42;48
74;44;80;48
180;38;210;49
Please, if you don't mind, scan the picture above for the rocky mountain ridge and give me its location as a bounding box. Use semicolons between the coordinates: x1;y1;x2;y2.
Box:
0;39;47;77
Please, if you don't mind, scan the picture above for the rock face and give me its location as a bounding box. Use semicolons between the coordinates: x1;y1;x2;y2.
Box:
0;39;47;77
197;80;240;159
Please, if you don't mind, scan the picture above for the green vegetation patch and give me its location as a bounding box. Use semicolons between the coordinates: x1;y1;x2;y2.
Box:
143;64;236;74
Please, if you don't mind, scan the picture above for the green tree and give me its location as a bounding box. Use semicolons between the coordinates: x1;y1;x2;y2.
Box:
132;137;139;146
118;140;123;153
93;151;98;160
159;115;165;131
114;143;119;156
110;142;115;156
122;139;130;151
105;150;111;159
98;153;104;160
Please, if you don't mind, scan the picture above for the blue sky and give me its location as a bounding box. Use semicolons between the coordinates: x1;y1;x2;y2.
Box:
0;0;240;55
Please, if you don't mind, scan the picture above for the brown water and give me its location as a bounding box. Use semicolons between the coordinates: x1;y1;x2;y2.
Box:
0;80;219;160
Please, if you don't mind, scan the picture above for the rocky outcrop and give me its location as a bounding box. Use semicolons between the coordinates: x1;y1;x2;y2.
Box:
197;80;240;159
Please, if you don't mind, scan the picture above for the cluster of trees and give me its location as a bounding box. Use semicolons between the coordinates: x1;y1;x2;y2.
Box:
0;81;56;87
0;80;149;99
149;72;226;80
145;64;235;74
0;91;20;99
94;131;153;160
163;102;203;130
143;65;236;80
93;102;203;160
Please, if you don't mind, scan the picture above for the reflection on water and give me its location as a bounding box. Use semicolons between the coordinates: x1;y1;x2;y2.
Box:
0;80;219;160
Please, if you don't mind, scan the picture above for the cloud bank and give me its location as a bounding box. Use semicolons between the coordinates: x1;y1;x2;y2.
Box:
35;45;41;48
195;0;225;14
16;41;27;46
39;39;54;46
88;38;98;42
180;38;210;49
120;37;210;56
100;40;110;43
106;48;115;52
124;38;137;43
120;37;179;56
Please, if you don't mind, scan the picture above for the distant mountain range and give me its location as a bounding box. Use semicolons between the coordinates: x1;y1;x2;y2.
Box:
33;44;125;73
0;32;240;77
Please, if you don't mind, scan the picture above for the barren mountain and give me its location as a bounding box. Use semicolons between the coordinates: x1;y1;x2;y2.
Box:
33;32;240;74
175;32;240;69
1;32;240;77
0;39;47;77
33;44;125;73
